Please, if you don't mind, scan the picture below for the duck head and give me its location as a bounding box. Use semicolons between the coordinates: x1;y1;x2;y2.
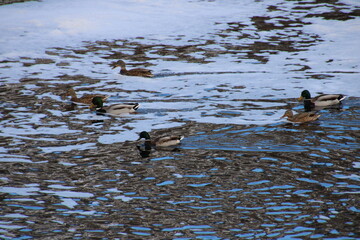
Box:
280;110;293;119
298;90;311;101
111;60;126;70
90;96;104;110
138;131;151;140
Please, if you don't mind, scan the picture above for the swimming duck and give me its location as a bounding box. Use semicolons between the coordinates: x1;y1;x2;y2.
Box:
281;109;320;123
90;96;139;115
298;90;346;108
137;131;184;147
65;87;108;105
112;60;154;78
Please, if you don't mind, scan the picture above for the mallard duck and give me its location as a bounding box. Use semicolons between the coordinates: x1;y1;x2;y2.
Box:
65;87;108;105
112;60;154;78
298;90;346;108
281;109;320;123
90;96;139;115
137;131;184;147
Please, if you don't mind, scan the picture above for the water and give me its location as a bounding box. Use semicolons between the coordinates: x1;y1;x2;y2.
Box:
0;0;360;239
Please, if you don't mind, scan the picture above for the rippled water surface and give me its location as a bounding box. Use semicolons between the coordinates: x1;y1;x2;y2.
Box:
1;0;360;239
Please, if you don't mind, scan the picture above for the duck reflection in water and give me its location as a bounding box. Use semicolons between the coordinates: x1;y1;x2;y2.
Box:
136;143;152;158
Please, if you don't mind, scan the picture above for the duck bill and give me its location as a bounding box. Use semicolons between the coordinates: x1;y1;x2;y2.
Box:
111;65;118;69
297;96;304;101
89;103;96;110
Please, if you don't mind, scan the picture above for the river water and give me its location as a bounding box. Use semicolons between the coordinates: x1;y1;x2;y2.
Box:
0;0;359;239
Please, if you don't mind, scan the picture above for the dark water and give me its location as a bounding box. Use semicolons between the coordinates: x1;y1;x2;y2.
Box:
1;0;360;239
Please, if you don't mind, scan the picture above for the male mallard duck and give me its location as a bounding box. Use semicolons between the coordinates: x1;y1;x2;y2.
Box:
90;96;139;115
281;109;320;123
65;87;108;105
112;60;154;78
137;131;184;147
298;90;346;108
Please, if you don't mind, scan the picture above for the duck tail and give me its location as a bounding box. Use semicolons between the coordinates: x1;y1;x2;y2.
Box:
338;95;347;102
133;103;140;110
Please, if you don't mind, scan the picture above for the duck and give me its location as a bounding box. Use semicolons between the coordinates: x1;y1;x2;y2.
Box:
65;87;108;105
137;131;184;147
112;60;154;78
90;96;139;115
298;90;346;108
281;109;320;123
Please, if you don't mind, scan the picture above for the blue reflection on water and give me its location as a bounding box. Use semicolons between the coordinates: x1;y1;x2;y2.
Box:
157;181;175;186
162;225;213;232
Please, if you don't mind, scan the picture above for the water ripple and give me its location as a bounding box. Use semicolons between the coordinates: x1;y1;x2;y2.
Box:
0;0;359;239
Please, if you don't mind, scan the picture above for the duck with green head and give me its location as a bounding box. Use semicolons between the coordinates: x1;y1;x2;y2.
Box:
281;109;320;123
90;96;139;115
112;60;154;78
298;90;346;108
137;131;184;147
